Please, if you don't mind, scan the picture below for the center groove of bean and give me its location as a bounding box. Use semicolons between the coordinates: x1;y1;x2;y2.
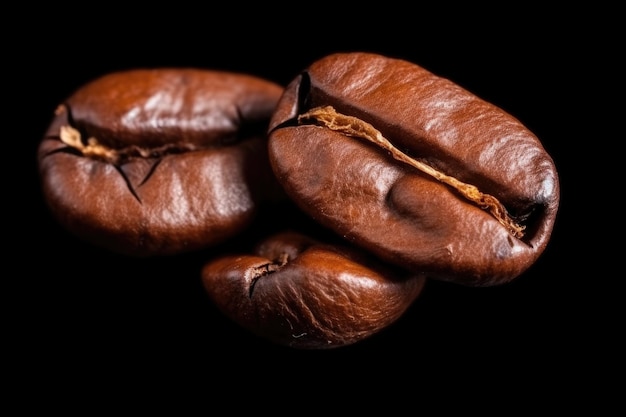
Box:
297;105;525;239
59;124;201;165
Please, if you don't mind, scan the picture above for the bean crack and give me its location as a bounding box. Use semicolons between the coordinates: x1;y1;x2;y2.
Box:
298;105;525;238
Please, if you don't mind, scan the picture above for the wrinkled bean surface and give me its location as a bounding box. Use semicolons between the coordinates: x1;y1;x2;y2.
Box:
202;231;426;349
268;52;559;286
38;69;283;256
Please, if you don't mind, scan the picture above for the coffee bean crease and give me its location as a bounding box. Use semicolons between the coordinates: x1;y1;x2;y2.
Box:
298;105;525;238
59;123;202;165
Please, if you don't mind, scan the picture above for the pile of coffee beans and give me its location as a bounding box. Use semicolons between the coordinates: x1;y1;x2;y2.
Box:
37;52;559;349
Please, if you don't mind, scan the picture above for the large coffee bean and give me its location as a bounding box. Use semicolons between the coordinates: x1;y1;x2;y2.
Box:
267;52;559;286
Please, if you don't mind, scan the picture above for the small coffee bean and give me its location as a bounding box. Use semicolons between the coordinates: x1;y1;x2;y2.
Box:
202;231;426;349
38;68;283;256
267;52;559;286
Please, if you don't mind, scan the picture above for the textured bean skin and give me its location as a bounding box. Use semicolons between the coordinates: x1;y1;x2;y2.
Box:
268;52;559;286
202;231;426;349
38;69;283;256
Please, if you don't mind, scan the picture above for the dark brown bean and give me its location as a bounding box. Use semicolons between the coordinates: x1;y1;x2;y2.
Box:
268;52;560;286
202;231;426;349
38;69;284;256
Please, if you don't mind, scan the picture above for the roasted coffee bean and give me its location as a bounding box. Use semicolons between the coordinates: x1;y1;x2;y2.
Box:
202;231;426;349
38;69;283;256
267;52;559;286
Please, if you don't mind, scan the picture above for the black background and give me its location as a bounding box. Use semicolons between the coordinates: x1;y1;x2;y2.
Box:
16;7;615;409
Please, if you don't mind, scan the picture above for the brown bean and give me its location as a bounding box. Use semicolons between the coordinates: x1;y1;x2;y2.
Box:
202;231;426;349
268;52;559;286
38;69;283;256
